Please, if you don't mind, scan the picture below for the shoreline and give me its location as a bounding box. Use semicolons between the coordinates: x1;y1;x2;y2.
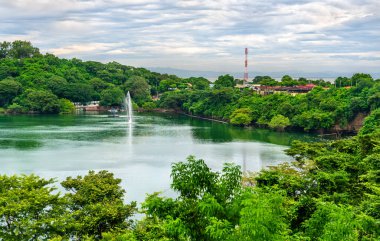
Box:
1;108;363;136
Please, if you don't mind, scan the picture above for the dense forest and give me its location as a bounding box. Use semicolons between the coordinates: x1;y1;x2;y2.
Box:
0;40;202;113
0;107;379;240
1;41;379;133
158;74;379;132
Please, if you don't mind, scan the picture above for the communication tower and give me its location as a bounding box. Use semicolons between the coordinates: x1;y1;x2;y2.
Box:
244;48;248;83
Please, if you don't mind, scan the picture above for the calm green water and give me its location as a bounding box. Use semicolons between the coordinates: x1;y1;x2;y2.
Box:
0;113;319;203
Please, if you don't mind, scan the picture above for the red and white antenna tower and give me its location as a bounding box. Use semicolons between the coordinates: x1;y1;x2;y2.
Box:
244;48;248;83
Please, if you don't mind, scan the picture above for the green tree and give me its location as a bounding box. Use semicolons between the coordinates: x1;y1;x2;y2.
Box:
0;175;62;240
6;103;25;113
124;76;151;105
304;203;359;241
45;75;68;98
58;98;75;114
359;109;380;135
8;40;40;59
62;83;94;104
18;89;60;113
141;156;242;241
0;78;22;106
268;114;290;131
230;108;253;126
233;190;289;241
0;41;11;59
100;87;124;107
214;74;235;89
281;75;297;86
142;101;157;111
186;77;210;90
90;77;112;93
61;170;137;240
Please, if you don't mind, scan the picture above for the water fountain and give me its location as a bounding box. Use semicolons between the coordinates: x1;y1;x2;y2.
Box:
125;91;133;124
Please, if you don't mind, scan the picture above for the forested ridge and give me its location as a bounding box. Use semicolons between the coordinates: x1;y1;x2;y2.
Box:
1;41;379;132
0;108;379;240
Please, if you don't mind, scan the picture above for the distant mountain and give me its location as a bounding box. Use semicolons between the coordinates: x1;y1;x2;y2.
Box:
147;67;380;80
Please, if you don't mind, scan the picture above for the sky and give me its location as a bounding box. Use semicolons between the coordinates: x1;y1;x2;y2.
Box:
0;0;379;77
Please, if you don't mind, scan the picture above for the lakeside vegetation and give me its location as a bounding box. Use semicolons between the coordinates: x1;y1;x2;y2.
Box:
0;110;379;240
1;41;379;132
1;41;380;240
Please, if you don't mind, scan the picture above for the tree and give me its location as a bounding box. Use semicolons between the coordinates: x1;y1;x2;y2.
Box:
0;175;62;240
61;170;137;240
141;156;243;241
0;78;22;106
62;83;94;104
230;108;253;126
8;40;40;59
352;73;373;86
18;89;60;113
0;41;11;59
304;203;359;241
359;109;380;135
45;75;68;97
58;98;75;114
254;76;277;86
233;190;289;241
124;76;151;105
281;75;296;86
268;114;290;131
100;87;125;107
186;77;210;90
214;75;235;89
89;77;112;93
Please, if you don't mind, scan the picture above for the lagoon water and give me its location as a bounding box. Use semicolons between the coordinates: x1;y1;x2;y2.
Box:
0;113;318;203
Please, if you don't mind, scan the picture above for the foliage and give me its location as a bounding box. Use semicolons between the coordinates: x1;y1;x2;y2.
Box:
141;156;243;241
100;87;125;107
0;40;40;59
0;175;61;240
233;190;289;241
359;108;380;135
0;78;22;106
6;103;25;113
0;125;379;240
1;40;378;133
214;74;235;89
58;98;75;114
0;41;190;113
124;76;151;106
16;89;60;113
142;101;157;111
61;170;137;240
268;114;290;131
230;108;253;126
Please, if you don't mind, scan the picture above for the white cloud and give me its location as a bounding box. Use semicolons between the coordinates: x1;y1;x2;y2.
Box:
0;0;379;75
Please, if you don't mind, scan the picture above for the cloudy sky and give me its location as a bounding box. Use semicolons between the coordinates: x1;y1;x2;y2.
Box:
1;0;379;76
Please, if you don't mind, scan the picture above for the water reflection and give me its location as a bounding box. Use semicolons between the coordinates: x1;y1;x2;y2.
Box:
0;139;42;150
0;113;318;203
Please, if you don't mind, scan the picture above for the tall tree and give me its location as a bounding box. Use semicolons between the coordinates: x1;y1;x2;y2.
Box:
214;74;235;89
124;75;151;105
61;170;137;240
0;78;22;106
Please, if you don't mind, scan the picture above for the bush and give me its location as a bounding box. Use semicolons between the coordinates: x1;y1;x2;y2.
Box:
230;108;253;126
6;103;25;113
142;101;157;111
268;114;290;131
58;99;75;114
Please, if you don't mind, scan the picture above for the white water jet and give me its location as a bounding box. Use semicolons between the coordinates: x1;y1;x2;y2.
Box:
125;91;133;124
